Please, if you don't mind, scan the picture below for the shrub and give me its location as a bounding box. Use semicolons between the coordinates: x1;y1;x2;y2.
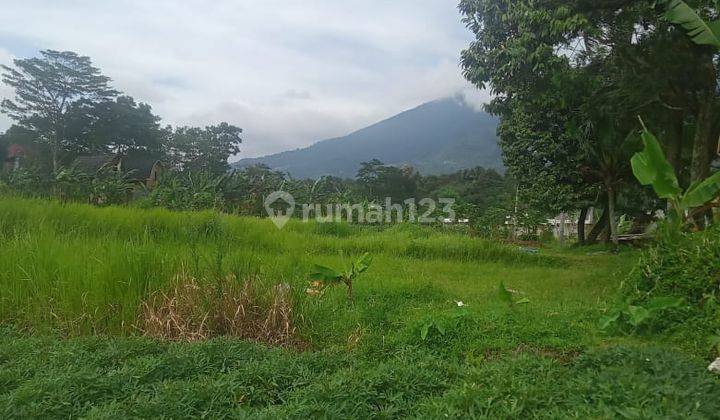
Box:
619;224;720;331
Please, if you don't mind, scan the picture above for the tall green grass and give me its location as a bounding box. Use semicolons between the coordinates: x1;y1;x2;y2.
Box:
0;197;560;335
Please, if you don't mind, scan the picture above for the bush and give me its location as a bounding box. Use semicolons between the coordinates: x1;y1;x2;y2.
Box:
619;224;720;331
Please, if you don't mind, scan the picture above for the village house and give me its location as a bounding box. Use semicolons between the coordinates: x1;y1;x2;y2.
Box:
72;151;164;189
2;143;29;172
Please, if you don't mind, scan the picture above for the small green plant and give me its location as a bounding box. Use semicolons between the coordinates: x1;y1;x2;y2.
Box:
631;119;720;229
498;281;530;306
310;253;373;302
709;331;720;356
420;305;474;341
420;319;446;341
599;297;685;330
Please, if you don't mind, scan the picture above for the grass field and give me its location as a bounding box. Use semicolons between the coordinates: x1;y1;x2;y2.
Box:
1;198;719;418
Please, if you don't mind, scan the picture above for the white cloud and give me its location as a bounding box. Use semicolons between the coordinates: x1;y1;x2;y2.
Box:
0;47;16;130
0;0;489;157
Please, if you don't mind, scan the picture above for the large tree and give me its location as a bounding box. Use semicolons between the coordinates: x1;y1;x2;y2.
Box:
1;50;118;172
356;159;418;201
459;0;717;241
64;95;164;156
164;123;242;175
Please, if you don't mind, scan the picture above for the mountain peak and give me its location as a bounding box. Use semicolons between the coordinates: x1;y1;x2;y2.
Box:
231;98;501;179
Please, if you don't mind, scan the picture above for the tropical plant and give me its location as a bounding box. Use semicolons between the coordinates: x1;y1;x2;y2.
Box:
498;282;530;306
662;0;720;48
54;165;91;202
599;297;685;331
631;120;720;228
710;331;720;356
310;253;373;302
419;305;474;341
659;0;720;186
90;168;136;206
146;171;227;211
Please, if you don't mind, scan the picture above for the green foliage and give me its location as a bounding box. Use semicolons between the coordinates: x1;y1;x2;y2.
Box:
1;49;242;181
631;128;682;199
710;331;720;355
1;336;718;418
460;0;720;242
2;166;48;197
600;297;685;331
620;224;720;335
356;159;418;201
163;123;242;175
419;306;474;341
632;124;720;226
54;165;91;202
65;95;165;155
311;253;373;301
663;0;720;48
145;171;227;211
498;282;531;306
419;346;720;418
0;198;718;416
0;198;564;334
1;50;118;171
89;168;135;206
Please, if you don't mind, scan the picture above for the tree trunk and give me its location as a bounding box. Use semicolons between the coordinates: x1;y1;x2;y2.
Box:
667;111;685;178
587;207;608;245
691;99;713;183
607;185;619;247
577;207;589;245
51;146;59;174
691;52;716;185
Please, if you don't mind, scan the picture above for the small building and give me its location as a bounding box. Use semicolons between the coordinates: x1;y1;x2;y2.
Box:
72;152;163;189
2;144;29;172
122;150;164;189
72;155;122;174
547;209;595;239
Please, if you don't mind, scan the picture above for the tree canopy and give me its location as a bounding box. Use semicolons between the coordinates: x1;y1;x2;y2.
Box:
1;50;243;177
460;0;719;241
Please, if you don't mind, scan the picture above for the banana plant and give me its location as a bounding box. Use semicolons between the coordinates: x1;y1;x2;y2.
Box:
310;253;373;302
631;118;720;228
661;0;720;48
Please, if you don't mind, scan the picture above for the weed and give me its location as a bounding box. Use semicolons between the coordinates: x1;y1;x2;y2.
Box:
498;281;531;306
140;271;299;347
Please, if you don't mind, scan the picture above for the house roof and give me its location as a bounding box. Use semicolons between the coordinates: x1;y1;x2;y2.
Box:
6;144;28;158
72;155;120;174
121;150;163;180
72;151;163;179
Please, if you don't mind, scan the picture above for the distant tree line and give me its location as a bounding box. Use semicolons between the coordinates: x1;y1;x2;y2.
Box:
0;50;523;237
139;160;515;229
0;50;241;177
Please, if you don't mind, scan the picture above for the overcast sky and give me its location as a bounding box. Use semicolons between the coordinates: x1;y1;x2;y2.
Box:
0;0;488;159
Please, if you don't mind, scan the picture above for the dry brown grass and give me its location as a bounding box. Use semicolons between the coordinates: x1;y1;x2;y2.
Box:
140;271;300;346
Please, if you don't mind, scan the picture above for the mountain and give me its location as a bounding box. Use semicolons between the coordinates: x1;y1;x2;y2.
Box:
231;97;502;179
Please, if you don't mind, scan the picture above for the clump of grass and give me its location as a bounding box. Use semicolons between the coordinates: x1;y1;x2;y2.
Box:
140;271;300;347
